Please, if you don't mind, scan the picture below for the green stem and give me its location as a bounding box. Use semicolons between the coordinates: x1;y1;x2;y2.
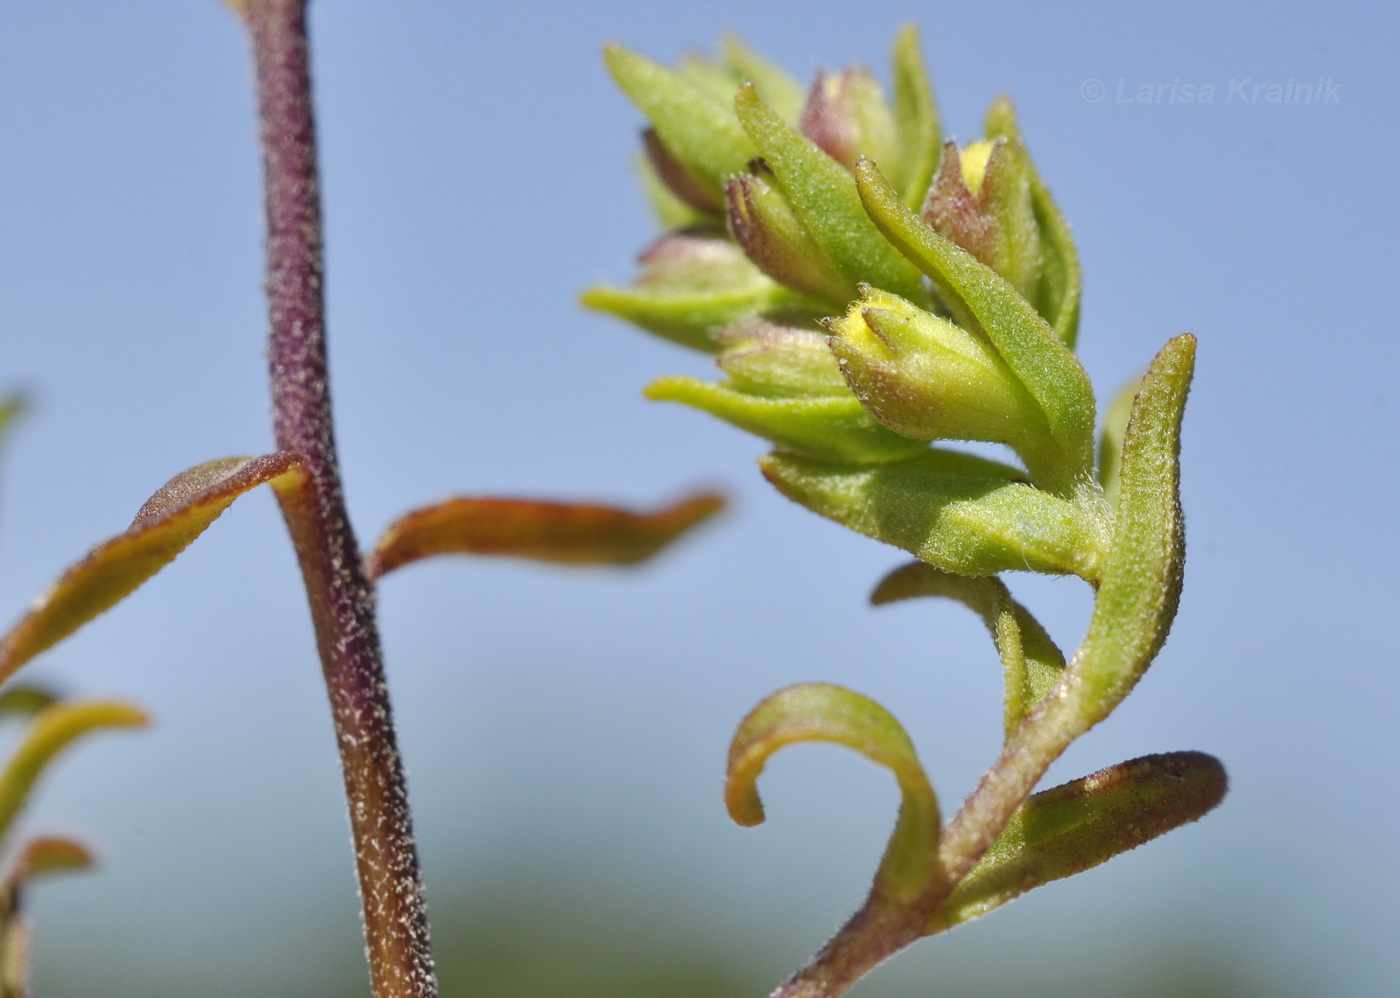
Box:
238;2;437;995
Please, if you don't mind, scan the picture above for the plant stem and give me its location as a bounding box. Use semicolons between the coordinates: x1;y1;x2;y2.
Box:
240;2;436;995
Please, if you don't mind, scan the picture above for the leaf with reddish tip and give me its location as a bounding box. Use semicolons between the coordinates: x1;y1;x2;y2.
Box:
0;700;148;847
366;493;725;579
643;129;723;214
0;454;307;685
9;836;94;881
929;751;1227;932
872;562;1064;737
727;683;941;903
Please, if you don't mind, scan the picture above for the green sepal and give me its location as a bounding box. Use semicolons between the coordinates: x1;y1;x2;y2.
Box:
854;158;1096;492
890;25;941;209
1097;371;1144;510
720;35;805;120
928;751;1227;932
727;683;941;903
985;97;1081;348
1068;334;1194;725
646;376;928;464
604;44;757;205
580;229;814;353
872;562;1065;737
734;84;928;305
714;321;851;398
726;171;856;307
760;451;1106;581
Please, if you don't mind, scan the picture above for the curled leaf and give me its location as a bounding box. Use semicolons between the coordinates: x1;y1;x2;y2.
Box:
761;451;1105;581
929;751;1227;932
854;158;1096;492
1069;334;1194;726
872;562;1064;736
0;700;148;847
727;683;940;902
366;493;725;579
0;454;306;686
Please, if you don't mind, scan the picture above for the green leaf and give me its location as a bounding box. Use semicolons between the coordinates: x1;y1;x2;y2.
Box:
366;492;724;579
1069;334;1194;725
720;35;805;120
727;683;941;903
0;454;307;686
929;751;1227;932
1097;371;1144;510
854;158;1096;492
734;84;928;305
890;25;941;209
604;44;756;204
985;97;1081;348
0;686;61;720
872;562;1064;736
760;451;1105;581
0;700;147;847
581;229;809;353
647;376;929;464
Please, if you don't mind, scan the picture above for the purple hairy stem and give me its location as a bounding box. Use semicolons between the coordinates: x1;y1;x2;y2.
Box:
239;1;437;995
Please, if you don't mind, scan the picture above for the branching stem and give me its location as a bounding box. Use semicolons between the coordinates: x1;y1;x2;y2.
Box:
240;1;436;995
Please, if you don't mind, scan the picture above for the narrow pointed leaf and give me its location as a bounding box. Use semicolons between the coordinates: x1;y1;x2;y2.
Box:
734;84;927;304
1097;372;1144;509
929;751;1226;932
890;25;941;208
646;376;929;464
872;562;1064;735
1068;334;1194;723
0;700;148;847
581;229;811;353
366;492;724;579
854;158;1095;487
761;452;1105;581
604;45;756;204
985;97;1081;348
720;35;805;120
727;683;940;903
0;454;307;685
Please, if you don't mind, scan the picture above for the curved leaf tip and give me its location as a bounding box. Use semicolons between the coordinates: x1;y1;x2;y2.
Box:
726;682;941;901
366;491;725;579
0;453;306;685
0;699;148;847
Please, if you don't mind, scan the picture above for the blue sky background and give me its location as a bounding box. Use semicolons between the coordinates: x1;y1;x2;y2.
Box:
1;1;1396;995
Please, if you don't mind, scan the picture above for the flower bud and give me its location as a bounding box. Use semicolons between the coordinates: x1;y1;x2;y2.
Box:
715;320;851;398
799;68;898;172
827;286;1054;463
922;139;1041;302
725;168;855;307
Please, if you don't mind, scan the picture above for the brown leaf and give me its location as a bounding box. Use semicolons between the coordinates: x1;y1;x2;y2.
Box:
0;454;307;684
366;492;725;579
